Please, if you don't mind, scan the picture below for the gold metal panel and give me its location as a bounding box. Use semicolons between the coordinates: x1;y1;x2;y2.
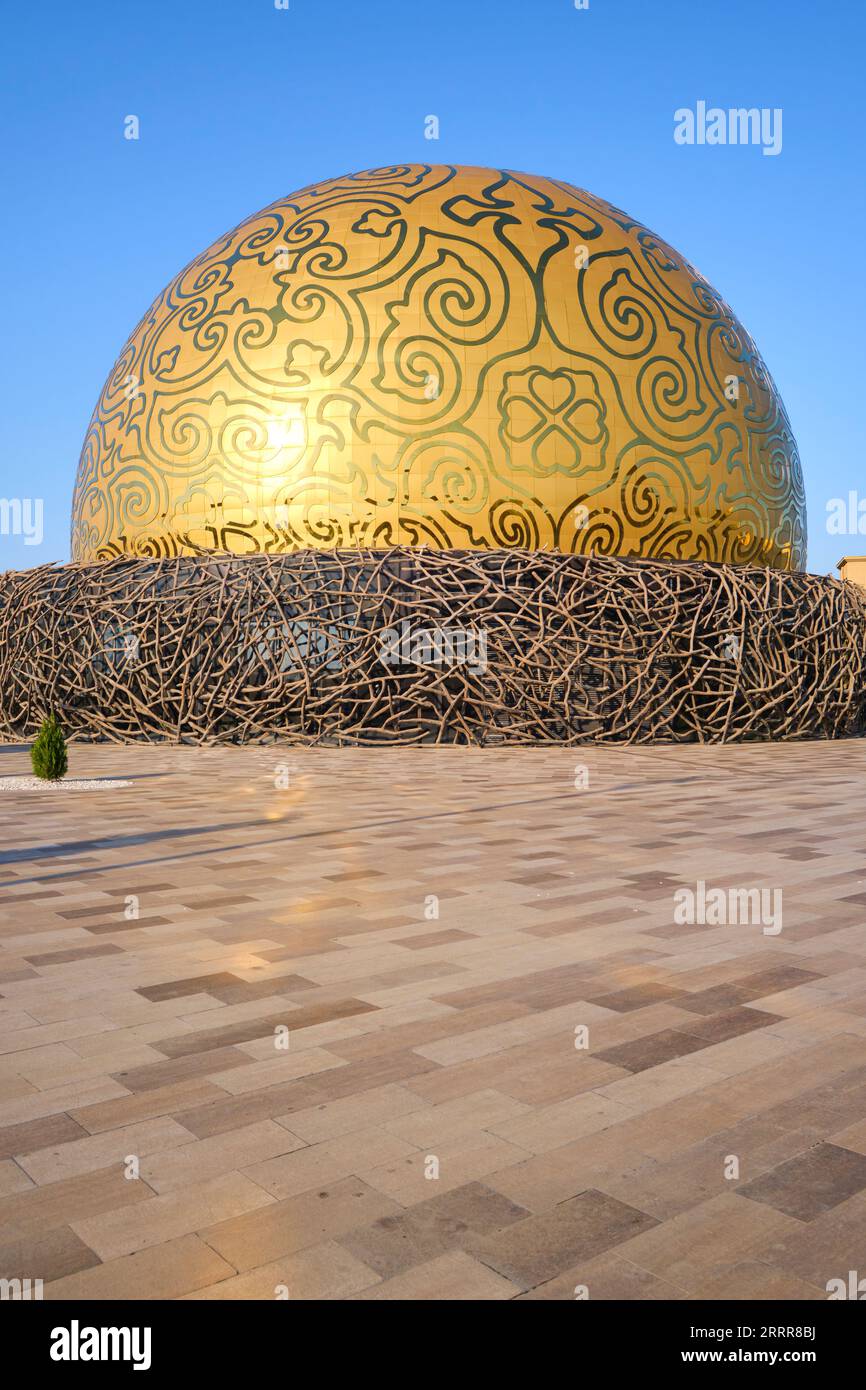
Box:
71;165;806;568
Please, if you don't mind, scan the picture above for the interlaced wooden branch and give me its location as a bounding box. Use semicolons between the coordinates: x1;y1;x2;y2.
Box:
0;549;863;745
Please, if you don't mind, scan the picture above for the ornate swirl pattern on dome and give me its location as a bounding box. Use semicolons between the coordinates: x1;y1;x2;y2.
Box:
71;164;807;569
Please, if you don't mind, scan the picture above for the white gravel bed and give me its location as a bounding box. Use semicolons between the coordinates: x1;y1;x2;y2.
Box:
0;776;133;791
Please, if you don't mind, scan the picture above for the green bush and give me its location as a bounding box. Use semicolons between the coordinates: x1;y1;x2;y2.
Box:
31;715;68;781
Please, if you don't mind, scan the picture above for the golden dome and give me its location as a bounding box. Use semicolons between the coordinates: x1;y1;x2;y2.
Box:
71;164;806;568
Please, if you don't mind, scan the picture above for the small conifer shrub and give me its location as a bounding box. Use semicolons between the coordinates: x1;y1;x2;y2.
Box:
31;715;68;781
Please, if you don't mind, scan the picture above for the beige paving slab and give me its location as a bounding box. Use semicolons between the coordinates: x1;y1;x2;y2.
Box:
354;1250;519;1300
276;1083;429;1145
0;1158;34;1197
44;1233;236;1300
0;1164;156;1238
182;1240;381;1300
140;1119;306;1194
613;1192;801;1292
72;1171;275;1260
361;1131;533;1205
243;1125;418;1201
199;1176;403;1271
15;1116;194;1186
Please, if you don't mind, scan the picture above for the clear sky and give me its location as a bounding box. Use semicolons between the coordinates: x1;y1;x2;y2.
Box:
0;0;862;574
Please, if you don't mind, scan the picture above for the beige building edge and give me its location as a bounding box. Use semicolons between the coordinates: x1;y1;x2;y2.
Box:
837;556;866;586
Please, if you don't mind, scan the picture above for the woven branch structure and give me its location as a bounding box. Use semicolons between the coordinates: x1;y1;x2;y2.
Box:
0;549;864;746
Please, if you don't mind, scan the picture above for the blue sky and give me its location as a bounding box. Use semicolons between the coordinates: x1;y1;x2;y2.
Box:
0;0;862;573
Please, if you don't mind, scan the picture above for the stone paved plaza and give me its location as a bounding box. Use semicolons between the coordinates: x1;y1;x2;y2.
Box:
2;739;866;1300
